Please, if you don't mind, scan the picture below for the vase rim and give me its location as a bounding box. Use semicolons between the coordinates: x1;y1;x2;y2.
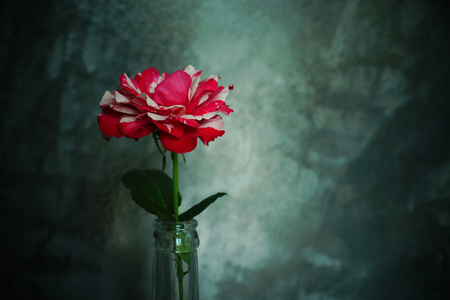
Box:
153;218;198;230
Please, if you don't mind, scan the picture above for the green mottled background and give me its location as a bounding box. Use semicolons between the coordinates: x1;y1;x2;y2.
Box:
1;0;450;299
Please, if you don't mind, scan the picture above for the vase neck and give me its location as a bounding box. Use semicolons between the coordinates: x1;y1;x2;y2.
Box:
153;219;199;253
152;219;200;300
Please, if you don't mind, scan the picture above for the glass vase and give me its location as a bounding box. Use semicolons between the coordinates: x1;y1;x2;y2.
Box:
152;219;200;300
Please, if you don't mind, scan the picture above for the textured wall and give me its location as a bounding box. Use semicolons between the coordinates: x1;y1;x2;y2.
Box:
1;0;450;299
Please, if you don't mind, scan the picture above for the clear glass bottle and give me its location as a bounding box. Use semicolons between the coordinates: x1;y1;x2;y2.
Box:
152;219;199;300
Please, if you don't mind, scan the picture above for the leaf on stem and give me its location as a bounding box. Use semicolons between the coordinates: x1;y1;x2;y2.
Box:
122;169;182;220
130;189;174;221
179;192;227;221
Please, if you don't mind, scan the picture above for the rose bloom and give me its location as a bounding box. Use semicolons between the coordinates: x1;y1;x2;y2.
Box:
97;65;233;153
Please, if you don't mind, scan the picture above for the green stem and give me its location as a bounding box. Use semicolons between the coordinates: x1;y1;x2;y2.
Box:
171;152;179;222
176;254;184;300
171;153;183;299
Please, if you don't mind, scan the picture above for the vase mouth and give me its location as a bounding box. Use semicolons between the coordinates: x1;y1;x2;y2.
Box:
153;218;198;231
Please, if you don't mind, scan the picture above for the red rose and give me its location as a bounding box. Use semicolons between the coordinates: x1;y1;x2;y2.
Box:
97;65;233;153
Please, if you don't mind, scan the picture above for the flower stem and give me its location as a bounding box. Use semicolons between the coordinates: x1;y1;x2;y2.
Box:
171;152;184;299
171;152;179;222
176;254;184;300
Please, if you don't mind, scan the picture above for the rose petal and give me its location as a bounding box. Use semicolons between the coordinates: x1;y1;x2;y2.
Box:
194;77;218;100
110;103;140;115
131;94;186;116
130;94;152;112
146;104;185;119
188;75;201;102
183;65;202;78
119;116;155;139
173;115;199;128
217;103;234;116
140;67;160;95
187;77;219;113
159;130;198;153
153;121;185;138
114;90;134;104
120;73;141;96
193;86;231;116
194;100;225;116
99;91;115;106
153;70;191;107
147;110;199;129
200;86;227;106
97;113;122;139
196;116;225;145
181;112;216;121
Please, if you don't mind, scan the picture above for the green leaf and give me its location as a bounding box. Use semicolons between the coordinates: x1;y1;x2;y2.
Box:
179;192;227;221
180;253;191;275
122;169;182;218
130;189;174;221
